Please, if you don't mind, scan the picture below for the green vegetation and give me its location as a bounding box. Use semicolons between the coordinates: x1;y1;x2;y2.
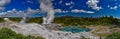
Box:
26;17;43;23
81;36;88;39
0;28;44;39
105;32;120;39
54;16;120;26
9;17;21;22
0;16;119;26
0;17;4;22
0;17;43;23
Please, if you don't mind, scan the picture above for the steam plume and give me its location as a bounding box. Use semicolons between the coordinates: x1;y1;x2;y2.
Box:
39;0;55;24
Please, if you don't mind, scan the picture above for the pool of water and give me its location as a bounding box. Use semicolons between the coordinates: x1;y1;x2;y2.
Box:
62;27;90;33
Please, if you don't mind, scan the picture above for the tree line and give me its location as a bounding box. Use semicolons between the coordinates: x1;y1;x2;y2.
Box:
0;16;119;26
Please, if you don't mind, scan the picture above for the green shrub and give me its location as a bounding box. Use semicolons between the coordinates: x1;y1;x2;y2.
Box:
0;28;44;39
105;32;120;39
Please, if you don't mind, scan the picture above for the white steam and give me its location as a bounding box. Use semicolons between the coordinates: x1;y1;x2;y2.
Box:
0;0;11;11
39;0;55;24
20;7;40;23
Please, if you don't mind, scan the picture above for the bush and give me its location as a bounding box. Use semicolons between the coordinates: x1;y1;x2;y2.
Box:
105;32;120;39
0;28;44;39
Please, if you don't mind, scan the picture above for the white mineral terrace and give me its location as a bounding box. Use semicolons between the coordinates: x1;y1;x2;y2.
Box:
0;18;100;39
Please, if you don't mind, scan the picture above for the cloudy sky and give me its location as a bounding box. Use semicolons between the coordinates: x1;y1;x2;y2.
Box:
0;0;120;18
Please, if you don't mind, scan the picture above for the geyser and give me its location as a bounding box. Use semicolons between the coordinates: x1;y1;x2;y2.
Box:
4;18;9;21
20;17;26;23
39;0;55;24
20;11;26;24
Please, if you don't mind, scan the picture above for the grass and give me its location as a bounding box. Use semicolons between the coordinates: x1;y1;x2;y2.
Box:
0;28;44;39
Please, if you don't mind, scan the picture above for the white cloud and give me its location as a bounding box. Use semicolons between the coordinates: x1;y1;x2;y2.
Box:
65;1;74;6
27;0;34;4
54;9;94;13
65;3;71;6
110;6;118;10
69;6;73;9
107;5;110;8
0;0;11;6
62;10;69;13
59;0;62;4
71;9;85;13
114;0;118;1
26;7;40;13
0;7;4;11
0;0;11;11
54;9;62;13
0;12;6;16
107;5;119;10
86;11;95;13
119;5;120;7
86;0;102;10
0;8;40;17
71;9;94;13
54;9;68;13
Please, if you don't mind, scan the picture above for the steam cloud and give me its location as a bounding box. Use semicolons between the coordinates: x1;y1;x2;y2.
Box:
0;0;11;11
39;0;55;24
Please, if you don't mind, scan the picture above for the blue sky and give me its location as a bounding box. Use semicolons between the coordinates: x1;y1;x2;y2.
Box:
4;0;39;11
0;0;120;18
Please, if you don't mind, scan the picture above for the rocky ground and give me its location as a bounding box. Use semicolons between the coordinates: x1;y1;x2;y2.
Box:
0;18;100;39
0;22;100;39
